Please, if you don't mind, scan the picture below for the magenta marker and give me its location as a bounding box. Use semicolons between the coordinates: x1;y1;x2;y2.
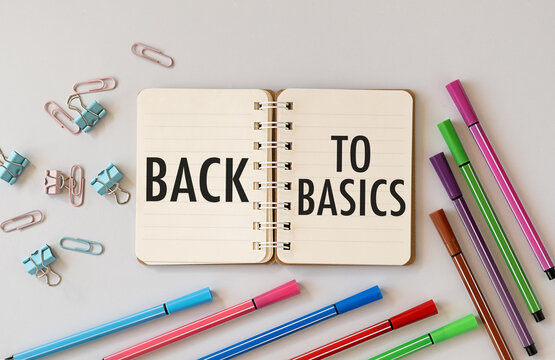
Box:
446;79;555;280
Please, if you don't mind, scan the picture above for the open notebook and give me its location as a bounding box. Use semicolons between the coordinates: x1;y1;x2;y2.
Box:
136;89;413;265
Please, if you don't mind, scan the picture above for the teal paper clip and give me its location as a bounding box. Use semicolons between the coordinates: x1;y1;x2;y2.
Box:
59;237;104;255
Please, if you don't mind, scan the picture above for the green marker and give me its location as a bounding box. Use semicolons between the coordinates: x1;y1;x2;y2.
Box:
368;314;478;360
438;119;544;322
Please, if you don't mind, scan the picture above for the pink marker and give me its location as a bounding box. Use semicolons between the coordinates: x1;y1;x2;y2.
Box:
103;280;300;360
446;79;555;280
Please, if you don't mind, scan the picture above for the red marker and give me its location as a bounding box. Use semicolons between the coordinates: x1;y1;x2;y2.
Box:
290;300;438;360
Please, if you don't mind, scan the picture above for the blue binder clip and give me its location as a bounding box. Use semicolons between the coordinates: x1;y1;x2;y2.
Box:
22;244;62;287
0;148;29;185
67;93;107;132
90;163;131;205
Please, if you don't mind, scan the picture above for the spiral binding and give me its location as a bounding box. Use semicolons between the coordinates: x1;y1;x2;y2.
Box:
254;202;291;210
254;181;291;190
254;222;291;230
255;241;291;250
256;121;292;130
254;100;292;252
255;101;292;110
255;141;292;150
255;161;292;170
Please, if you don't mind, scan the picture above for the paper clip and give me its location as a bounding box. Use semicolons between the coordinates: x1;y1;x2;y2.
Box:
131;43;174;68
22;244;62;287
0;148;29;185
0;210;43;233
90;163;131;205
69;165;85;207
44;101;81;134
44;165;85;207
73;77;117;95
67;93;107;132
59;237;104;255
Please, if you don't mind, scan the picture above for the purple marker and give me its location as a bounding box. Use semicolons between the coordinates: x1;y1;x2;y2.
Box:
430;152;536;356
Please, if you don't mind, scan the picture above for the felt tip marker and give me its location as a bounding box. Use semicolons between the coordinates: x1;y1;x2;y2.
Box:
5;288;213;360
438;119;544;322
430;153;536;356
290;300;438;360
104;280;300;360
367;314;478;360
198;285;383;360
430;209;519;359
446;79;555;280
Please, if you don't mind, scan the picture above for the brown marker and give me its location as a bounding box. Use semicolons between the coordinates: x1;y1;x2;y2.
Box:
429;209;514;360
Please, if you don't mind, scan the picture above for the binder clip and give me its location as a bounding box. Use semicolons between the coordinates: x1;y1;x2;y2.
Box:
44;165;85;207
22;244;62;287
67;93;107;132
0;148;29;185
90;163;131;205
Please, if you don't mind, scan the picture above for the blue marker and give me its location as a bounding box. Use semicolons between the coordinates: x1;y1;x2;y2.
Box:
6;288;212;360
199;285;382;360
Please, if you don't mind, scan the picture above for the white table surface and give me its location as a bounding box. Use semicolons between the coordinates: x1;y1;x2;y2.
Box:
1;1;554;359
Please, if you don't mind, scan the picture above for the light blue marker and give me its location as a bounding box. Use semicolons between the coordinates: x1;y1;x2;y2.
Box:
199;285;382;360
6;287;212;360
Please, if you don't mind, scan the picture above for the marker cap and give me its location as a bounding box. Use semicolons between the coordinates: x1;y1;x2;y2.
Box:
429;153;462;200
429;314;478;344
438;119;469;166
390;300;438;329
335;285;382;314
165;287;213;314
429;209;461;257
253;280;300;309
446;80;480;127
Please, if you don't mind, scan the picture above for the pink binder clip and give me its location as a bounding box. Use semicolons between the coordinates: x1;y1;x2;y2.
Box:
43;165;85;207
44;101;81;134
73;77;117;95
44;170;64;195
131;43;174;68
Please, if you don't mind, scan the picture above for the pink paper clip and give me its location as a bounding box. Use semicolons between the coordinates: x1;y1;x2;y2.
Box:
0;210;44;233
131;43;174;68
44;101;81;134
73;77;117;95
69;165;84;207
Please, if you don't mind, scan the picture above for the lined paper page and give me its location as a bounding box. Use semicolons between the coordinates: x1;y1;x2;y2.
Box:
136;89;273;264
276;89;413;265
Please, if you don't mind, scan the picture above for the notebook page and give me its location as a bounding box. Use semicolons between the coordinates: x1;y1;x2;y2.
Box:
276;89;413;265
136;89;273;264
